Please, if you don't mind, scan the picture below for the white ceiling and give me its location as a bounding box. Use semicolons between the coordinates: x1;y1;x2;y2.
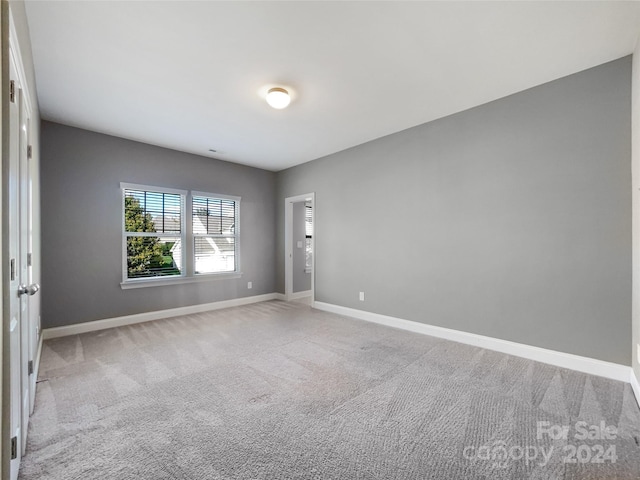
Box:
25;1;640;172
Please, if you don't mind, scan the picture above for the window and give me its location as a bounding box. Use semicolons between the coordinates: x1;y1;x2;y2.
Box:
123;186;185;280
122;183;240;287
192;193;239;274
305;203;313;272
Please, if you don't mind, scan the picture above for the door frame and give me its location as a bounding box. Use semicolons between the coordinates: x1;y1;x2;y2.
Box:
284;193;314;303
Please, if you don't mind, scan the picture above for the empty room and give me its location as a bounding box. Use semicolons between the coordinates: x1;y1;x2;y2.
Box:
2;1;640;479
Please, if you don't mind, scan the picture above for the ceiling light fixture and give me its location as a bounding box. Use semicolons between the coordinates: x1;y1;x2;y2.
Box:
266;87;291;109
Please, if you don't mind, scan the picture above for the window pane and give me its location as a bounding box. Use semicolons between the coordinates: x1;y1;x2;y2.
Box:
126;236;182;279
305;238;313;270
193;196;236;235
194;236;235;274
124;189;181;233
305;204;313;237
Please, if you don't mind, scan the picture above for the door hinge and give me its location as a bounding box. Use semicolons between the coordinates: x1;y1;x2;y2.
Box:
10;436;17;460
27;253;32;267
27;145;32;159
28;360;33;376
9;80;15;103
10;259;15;281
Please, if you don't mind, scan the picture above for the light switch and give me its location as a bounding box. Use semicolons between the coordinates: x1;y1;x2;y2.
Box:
297;240;303;249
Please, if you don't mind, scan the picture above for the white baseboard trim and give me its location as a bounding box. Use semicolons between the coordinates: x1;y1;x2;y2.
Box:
274;293;286;301
630;369;640;408
314;302;632;384
289;290;312;300
43;293;282;340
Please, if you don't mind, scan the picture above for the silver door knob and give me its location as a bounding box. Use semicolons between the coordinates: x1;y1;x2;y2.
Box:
18;283;39;296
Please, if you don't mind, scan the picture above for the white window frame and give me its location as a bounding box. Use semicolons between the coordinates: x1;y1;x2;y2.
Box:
192;191;241;276
120;183;242;289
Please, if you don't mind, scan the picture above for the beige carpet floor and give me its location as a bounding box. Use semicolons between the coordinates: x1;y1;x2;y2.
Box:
19;300;640;479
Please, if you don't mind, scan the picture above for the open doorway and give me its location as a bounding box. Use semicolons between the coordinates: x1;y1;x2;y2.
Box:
284;193;314;303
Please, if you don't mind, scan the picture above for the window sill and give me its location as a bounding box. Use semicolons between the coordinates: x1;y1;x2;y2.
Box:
121;272;242;290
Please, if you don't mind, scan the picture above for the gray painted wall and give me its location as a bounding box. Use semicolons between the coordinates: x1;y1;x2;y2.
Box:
292;202;311;293
276;56;632;365
41;121;276;328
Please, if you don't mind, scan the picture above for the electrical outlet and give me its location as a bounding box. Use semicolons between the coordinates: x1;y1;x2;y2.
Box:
359;291;365;302
248;281;252;289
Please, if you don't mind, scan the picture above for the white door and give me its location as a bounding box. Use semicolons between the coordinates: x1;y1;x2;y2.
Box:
18;82;34;455
8;47;38;479
8;53;22;480
26;121;38;417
